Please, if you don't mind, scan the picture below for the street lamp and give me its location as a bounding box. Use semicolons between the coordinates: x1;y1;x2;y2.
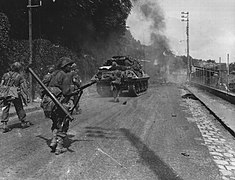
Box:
181;11;190;81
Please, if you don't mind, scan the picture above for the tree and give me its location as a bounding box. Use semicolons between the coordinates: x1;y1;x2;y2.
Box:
0;12;10;50
0;0;132;49
0;12;11;76
0;0;133;79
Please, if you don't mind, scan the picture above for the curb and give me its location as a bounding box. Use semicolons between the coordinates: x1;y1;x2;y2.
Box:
0;104;42;119
184;85;235;137
10;106;42;118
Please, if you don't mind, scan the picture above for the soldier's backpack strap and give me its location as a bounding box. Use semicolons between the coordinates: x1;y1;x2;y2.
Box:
7;72;22;87
0;72;19;100
4;72;16;87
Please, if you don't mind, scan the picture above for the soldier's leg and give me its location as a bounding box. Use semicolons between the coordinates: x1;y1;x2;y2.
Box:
55;136;66;155
13;98;30;128
112;84;118;101
116;85;121;102
55;132;67;155
75;104;82;114
55;117;69;155
49;128;58;151
1;100;11;132
49;110;59;151
74;94;81;114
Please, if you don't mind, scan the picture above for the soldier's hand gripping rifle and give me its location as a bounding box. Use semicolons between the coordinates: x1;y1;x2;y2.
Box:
26;67;74;122
69;81;97;114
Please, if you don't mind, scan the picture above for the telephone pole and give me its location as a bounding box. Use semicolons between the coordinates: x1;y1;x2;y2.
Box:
181;12;190;81
27;0;42;101
227;54;230;92
28;0;33;101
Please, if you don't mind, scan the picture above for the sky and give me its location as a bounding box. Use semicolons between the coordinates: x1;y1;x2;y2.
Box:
127;0;235;63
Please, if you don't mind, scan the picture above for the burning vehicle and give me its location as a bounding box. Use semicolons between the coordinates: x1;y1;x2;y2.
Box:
91;56;150;97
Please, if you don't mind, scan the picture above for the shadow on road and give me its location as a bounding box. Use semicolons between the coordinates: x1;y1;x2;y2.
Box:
84;126;124;139
36;135;82;153
120;128;183;180
6;122;33;132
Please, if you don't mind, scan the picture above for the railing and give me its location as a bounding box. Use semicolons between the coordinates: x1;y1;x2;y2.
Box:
190;66;235;105
191;66;232;92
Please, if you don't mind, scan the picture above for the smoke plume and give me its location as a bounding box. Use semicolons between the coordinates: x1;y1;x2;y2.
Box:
127;0;186;83
127;0;168;47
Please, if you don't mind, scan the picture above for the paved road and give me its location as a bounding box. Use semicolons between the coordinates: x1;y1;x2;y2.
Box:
1;83;233;180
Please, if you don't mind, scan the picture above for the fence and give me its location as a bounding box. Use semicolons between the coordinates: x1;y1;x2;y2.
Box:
190;63;235;92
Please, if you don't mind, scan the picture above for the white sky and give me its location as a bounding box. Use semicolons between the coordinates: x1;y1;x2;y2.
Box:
127;0;235;63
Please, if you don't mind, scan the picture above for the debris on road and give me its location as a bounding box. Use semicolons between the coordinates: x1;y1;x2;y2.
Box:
97;148;127;169
172;113;177;117
181;152;190;157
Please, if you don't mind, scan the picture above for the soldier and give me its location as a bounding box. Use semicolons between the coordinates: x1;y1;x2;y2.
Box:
111;69;123;102
41;57;75;155
70;63;82;114
41;66;55;98
40;66;55;118
0;62;30;133
110;61;119;71
42;66;54;85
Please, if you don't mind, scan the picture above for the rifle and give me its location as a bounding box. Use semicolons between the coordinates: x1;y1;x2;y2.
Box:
69;81;97;114
27;67;74;121
69;81;97;96
70;90;83;115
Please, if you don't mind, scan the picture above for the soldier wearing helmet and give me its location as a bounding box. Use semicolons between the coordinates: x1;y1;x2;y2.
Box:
110;69;124;102
0;62;30;133
41;56;75;155
110;61;119;70
70;63;82;114
41;65;55;98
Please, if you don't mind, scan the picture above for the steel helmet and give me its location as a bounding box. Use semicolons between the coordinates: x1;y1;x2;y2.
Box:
71;63;78;70
48;66;54;73
11;62;22;72
112;61;118;67
60;57;74;68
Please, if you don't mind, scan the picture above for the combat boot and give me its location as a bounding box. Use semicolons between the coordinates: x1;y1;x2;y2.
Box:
2;122;10;133
75;108;82;114
55;136;67;155
21;120;31;129
49;130;58;152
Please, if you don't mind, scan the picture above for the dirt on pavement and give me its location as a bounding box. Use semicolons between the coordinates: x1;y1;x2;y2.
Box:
0;83;221;180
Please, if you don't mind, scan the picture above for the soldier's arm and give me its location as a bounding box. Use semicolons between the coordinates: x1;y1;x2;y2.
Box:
19;76;29;102
0;73;7;86
73;75;82;88
60;73;75;96
0;80;4;86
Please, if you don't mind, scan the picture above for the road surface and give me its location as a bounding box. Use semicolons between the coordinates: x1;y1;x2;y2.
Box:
1;83;235;180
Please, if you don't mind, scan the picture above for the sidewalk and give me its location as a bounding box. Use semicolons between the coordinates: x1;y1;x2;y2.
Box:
0;102;41;118
186;85;235;136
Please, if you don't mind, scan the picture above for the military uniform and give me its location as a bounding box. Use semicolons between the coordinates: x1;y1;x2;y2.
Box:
41;66;55;98
1;62;30;133
41;67;55;117
111;70;123;102
70;65;82;114
41;57;75;155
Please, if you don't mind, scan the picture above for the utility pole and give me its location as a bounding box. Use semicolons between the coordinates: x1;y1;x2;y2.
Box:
28;0;33;101
227;54;230;92
227;54;230;75
219;57;221;85
181;12;190;81
27;0;42;101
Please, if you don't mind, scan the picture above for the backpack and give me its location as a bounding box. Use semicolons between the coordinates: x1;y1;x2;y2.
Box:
40;71;63;118
0;72;19;100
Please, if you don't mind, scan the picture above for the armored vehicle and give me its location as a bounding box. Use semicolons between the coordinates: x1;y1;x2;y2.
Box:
91;56;150;97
